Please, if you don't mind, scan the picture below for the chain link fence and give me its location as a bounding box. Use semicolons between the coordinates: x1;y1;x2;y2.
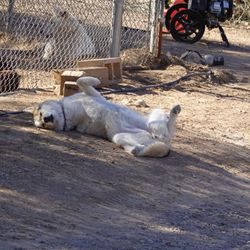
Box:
0;0;160;94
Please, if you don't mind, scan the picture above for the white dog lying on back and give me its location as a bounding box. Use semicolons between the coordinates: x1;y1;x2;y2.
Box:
33;77;181;157
43;6;95;60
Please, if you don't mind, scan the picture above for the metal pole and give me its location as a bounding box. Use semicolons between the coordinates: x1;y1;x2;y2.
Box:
157;0;166;58
149;0;157;54
110;0;124;57
6;0;15;32
149;0;161;56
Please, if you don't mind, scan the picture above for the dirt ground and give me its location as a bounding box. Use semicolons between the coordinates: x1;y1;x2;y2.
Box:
0;25;250;249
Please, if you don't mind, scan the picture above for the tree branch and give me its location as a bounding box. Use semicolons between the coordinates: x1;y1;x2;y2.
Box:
102;71;211;95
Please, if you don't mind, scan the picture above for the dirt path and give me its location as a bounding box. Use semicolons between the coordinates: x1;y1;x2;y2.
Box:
162;25;250;86
0;26;250;249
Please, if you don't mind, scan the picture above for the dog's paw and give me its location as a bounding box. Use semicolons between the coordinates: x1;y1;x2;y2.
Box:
131;145;144;156
171;104;181;115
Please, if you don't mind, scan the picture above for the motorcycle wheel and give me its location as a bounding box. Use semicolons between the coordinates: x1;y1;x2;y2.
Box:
165;3;188;30
170;9;205;43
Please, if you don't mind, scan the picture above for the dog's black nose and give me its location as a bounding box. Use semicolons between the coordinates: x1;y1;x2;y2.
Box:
44;114;54;123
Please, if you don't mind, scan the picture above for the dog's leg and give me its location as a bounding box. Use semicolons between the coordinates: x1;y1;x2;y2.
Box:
76;77;105;100
43;39;56;60
112;131;145;155
167;104;181;139
148;109;166;124
112;131;169;157
147;108;168;141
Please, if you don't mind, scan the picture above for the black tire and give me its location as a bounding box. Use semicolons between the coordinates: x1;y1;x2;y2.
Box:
170;9;205;43
165;3;188;30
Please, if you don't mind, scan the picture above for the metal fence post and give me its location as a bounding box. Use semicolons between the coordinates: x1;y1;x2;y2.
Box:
110;0;124;57
6;0;15;32
149;0;161;56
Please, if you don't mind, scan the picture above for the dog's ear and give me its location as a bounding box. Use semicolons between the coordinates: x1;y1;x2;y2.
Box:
32;104;41;116
52;5;61;15
37;104;42;110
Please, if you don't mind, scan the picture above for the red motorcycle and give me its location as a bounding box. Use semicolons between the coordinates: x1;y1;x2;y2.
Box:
165;0;233;46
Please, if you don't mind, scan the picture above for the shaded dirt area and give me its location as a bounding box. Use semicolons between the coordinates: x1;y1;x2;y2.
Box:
0;26;250;249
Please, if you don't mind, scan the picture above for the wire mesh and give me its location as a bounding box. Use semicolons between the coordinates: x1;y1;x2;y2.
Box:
0;0;157;94
121;0;152;49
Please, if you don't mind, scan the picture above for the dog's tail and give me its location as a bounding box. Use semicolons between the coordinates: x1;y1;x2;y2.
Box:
77;76;105;99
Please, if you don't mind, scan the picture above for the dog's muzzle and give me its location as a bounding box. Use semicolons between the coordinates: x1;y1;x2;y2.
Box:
43;114;54;123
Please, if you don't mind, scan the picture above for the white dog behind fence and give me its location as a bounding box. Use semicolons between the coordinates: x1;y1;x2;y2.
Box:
43;6;96;60
33;77;181;157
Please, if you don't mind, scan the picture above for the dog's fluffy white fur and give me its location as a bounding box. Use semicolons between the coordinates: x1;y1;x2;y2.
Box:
33;77;181;157
43;6;95;60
